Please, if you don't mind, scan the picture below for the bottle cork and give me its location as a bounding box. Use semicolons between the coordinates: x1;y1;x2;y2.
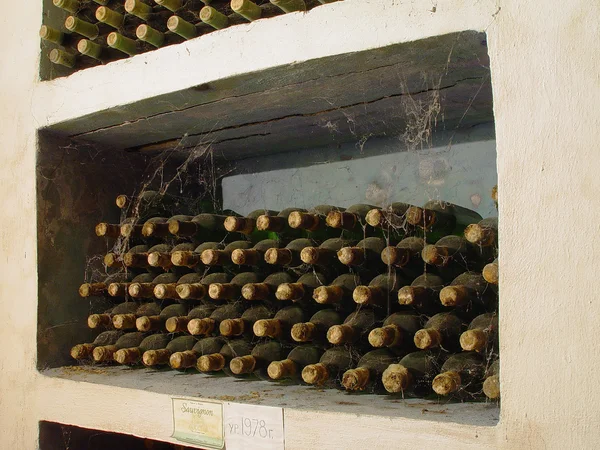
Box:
219;318;245;336
171;251;200;267
275;283;304;301
264;248;293;266
290;322;315;342
406;207;435;228
241;283;270;301
230;355;256;375
143;349;171;367
107;282;127;297
300;247;332;265
421;245;449;266
464;223;495;246
253;319;282;338
201;249;229;266
231;249;260;266
302;363;329;385
114;347;142;364
136;315;162;332
381;246;411;267
142;222;169;237
483;261;499;285
342;367;370;391
187;318;215;336
414;328;442;349
432;371;461;395
208;283;239;300
337;247;364;265
312;285;343;304
71;343;95;360
382;364;413;393
165;317;189;333
169;350;197;369
224;216;255;234
267;359;296;380
148;252;173;269
325;211;357;230
167;16;197;40
483;375;500;399
123;252;150;268
112;314;137;330
168;220;198;237
120;223;143;238
39;25;65;45
128;282;154;298
352;286;383;306
88;314;111;329
176;283;206;300
200;6;229;29
256;215;286;232
439;286;471;307
198;353;226;372
459;329;488;352
79;283;106;298
397;286;427;306
92;345;118;362
95;222;121;238
327;325;353;345
231;0;263;21
288;211;319;231
368;325;402;348
365;209;385;227
154;283;178;299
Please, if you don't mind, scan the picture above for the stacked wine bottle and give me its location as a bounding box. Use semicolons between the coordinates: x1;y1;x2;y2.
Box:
41;0;341;76
73;187;500;401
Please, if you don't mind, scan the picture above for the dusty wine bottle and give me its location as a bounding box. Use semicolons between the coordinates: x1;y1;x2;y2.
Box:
275;272;328;303
148;242;195;270
128;272;178;298
397;273;445;312
459;312;498;352
135;303;188;331
256;208;306;239
229;340;286;380
327;309;378;345
165;304;215;332
121;245;151;269
208;272;262;301
300;238;355;267
197;339;254;376
219;305;274;337
176;272;231;301
71;330;124;360
264;238;314;267
421;235;478;269
201;241;253;266
224;209;278;242
92;331;146;362
367;312;421;349
365;202;412;229
482;258;499;285
241;272;294;301
88;302;139;329
353;272;409;307
288;205;344;240
380;236;426;274
231;239;280;266
79;273;130;298
95;221;122;239
291;309;343;343
169;336;226;369
141;215;189;238
107;273;154;297
337;237;387;267
341;348;397;391
439;272;495;309
312;273;365;306
113;333;171;364
253;305;306;338
142;335;196;366
301;346;356;387
483;359;500;400
382;351;443;395
112;302;161;330
413;312;465;351
464;217;498;248
431;351;486;396
267;345;323;381
166;212;230;241
325;204;377;235
406;200;483;242
153;272;202;300
171;241;225;268
188;303;245;336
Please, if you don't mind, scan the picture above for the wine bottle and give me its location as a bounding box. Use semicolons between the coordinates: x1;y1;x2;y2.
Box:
365;202;412;230
64;16;102;40
224;209;279;242
381;237;426;278
168;213;229;241
148;242;196;270
96;6;142;32
459;313;498;352
171;241;225;268
116;189;184;218
325;204;377;236
201;241;253;266
482;258;498;285
230;0;264;21
71;330;124;360
337;237;386;267
165;304;215;332
229;340;286;380
300;238;355;267
88;302;139;329
264;238;314;267
382;351;443;395
142;335;196;366
197;339;254;376
290;309;342;343
113;333;171;364
256;208;306;239
136;303;188;331
188;303;245;336
78;39;128;63
156;0;205;19
55;0;96;20
421;235;481;272
270;0;307;13
253;305;306;338
353;272;409;307
141;215;191;238
112;302;161;330
136;24;184;48
439;272;496;309
431;352;486;396
312;273;364;307
367;312;421;349
79;273;130;298
48;48;99;70
92;331;146;362
107;273;154;297
275;272;328;303
169;336;226;369
167;15;197;40
154;272;202;300
413;312;465;351
176;272;231;301
327;309;378;345
464;217;498;248
128;273;178;298
121;245;151;269
483;359;500;400
208;272;262;301
397;273;445;312
107;31;154;56
219;305;274;337
288;205;344;240
95;221;123;239
241;272;294;301
231;239;280;266
267;345;323;381
39;25;79;50
406;200;483;242
341;349;397;391
301;346;356;387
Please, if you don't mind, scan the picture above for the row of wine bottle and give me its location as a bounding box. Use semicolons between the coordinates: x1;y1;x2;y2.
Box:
42;0;341;75
72;330;499;399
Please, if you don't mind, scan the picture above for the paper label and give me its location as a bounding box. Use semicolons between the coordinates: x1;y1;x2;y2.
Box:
171;398;224;449
224;402;284;450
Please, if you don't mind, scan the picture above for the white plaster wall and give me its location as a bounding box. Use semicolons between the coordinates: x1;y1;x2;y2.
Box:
1;0;599;448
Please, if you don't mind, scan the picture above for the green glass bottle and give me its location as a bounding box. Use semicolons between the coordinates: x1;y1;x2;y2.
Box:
208;272;263;301
406;200;483;243
337;237;387;268
229;340;286;381
112;302;162;330
382;351;444;395
267;345;324;381
353;272;410;308
341;349;398;391
302;346;357;387
197;339;254;377
253;305;306;339
165;304;216;333
291;309;343;343
288;205;345;241
231;239;281;266
176;273;231;301
87;302;139;330
168;213;230;241
367;312;422;349
413;312;465;351
92;332;146;363
170;241;225;269
201;241;253;267
439;272;496;310
187;303;245;336
483;359;500;400
147;242;196;270
300;238;355;268
113;333;172;365
127;272;178;299
224;209;279;242
325;204;378;239
256;208;307;239
327;309;378;345
275;272;329;303
142;335;197;367
153;273;202;300
169;336;226;369
264;238;314;268
71;330;124;360
431;352;487;396
397;273;446;313
219;305;274;337
312;273;365;308
135;303;188;331
459;313;498;353
241;272;295;301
